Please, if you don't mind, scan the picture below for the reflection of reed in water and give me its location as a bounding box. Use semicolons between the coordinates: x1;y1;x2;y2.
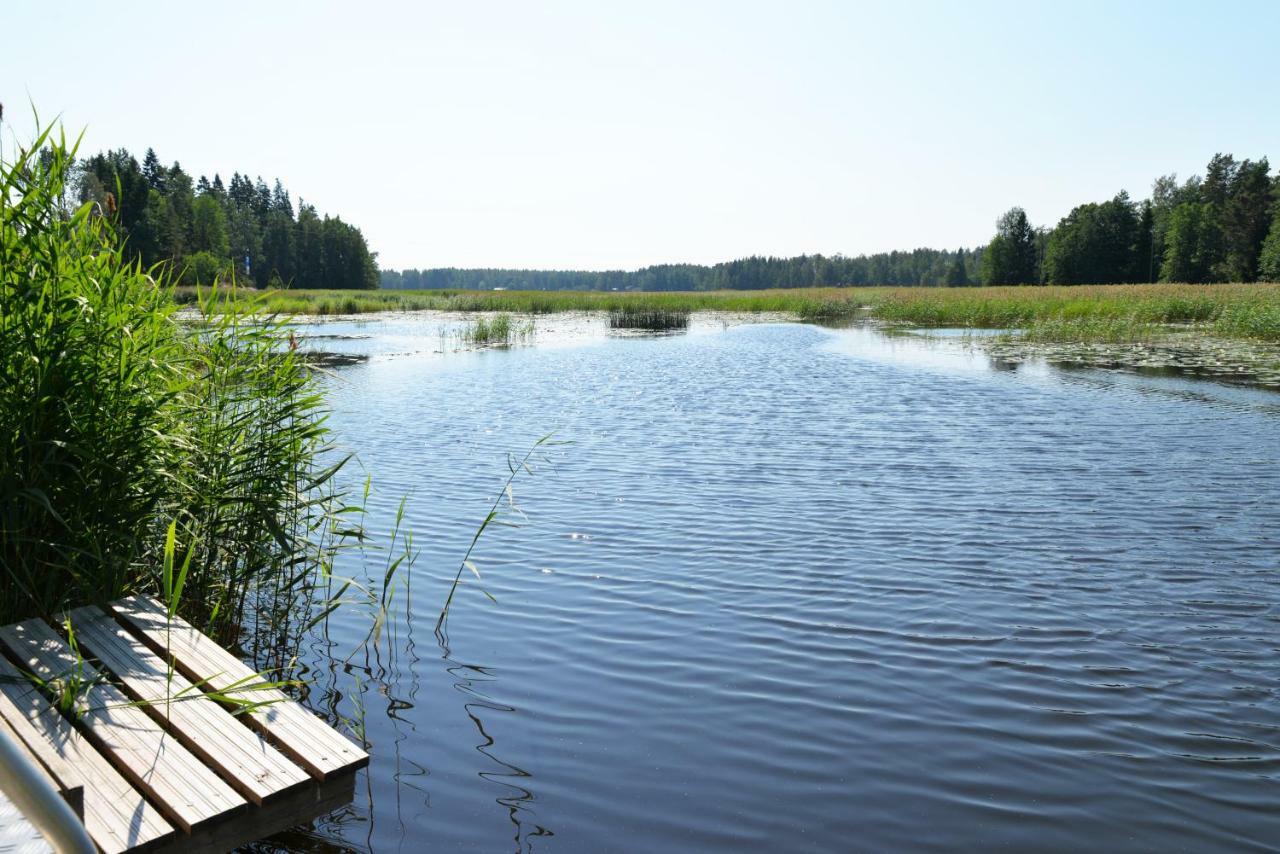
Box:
241;526;428;853
440;637;555;852
251;436;560;851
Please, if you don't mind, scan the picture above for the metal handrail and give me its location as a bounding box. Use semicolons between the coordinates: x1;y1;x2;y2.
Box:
0;727;95;854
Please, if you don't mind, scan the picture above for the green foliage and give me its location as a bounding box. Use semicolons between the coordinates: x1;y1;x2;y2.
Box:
379;151;1273;292
382;248;987;292
1160;202;1222;282
1044;193;1143;284
1218;157;1272;281
943;251;969;286
2;128;180;615
1152;154;1274;283
1260;216;1280;282
462;313;534;345
980;207;1039;285
0;122;362;638
190;194;230;257
182;250;230;285
78;146;376;290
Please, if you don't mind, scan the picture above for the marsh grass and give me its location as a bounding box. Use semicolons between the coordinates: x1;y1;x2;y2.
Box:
860;284;1280;341
178;285;864;318
179;283;1280;342
462;313;534;346
607;308;690;331
1016;317;1165;344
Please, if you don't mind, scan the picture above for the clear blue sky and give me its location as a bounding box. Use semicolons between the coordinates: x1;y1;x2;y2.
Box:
3;1;1277;270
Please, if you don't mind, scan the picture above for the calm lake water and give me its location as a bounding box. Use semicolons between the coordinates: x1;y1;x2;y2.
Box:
278;315;1280;853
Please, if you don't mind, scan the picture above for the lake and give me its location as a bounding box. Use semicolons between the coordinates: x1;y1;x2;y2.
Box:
277;314;1280;852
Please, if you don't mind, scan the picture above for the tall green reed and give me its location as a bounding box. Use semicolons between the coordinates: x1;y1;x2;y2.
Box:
0;120;368;646
607;308;690;331
461;312;534;346
435;434;565;641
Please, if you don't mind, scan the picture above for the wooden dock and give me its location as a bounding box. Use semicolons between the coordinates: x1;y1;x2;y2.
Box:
0;596;368;853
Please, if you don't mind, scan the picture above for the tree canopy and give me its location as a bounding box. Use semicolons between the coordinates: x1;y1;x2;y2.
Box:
397;150;1279;291
1043;193;1145;285
980;207;1039;285
78;147;378;289
380;248;987;292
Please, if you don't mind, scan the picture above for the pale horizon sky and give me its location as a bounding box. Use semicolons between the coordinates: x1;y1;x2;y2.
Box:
4;1;1277;271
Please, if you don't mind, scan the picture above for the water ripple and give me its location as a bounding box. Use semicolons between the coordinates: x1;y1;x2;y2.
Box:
298;317;1280;852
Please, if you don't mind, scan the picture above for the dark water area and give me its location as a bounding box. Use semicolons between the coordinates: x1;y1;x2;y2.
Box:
281;316;1280;852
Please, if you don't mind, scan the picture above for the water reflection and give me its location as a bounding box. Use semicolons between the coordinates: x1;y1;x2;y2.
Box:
265;315;1280;851
440;646;553;852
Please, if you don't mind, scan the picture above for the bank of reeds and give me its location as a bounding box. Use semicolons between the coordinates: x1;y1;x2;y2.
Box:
177;283;1280;342
462;313;534;346
176;285;865;318
608;308;689;331
0;124;365;642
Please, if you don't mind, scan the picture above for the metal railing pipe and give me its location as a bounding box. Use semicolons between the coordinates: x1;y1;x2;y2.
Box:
0;727;95;854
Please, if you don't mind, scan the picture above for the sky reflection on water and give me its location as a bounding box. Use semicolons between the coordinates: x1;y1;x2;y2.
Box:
263;314;1280;853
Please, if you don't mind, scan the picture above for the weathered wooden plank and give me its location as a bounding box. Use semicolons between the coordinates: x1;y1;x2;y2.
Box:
111;596;368;781
0;619;245;835
0;651;173;853
67;605;310;806
156;771;358;854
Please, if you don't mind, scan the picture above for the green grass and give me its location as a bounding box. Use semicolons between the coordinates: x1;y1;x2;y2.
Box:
177;282;1280;342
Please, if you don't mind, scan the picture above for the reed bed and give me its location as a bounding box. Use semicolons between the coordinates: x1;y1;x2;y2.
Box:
178;283;1280;342
462;313;534;346
860;284;1280;342
607;308;690;331
0;124;371;642
177;285;866;318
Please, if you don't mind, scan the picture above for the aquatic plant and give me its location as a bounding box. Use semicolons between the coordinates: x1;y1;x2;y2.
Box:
462;313;534;346
177;283;1280;342
0;120;370;642
436;434;564;639
607;308;690;331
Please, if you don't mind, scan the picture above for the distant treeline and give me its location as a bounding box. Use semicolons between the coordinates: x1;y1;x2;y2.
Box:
381;248;982;292
76;148;378;289
982;153;1279;286
383;152;1280;290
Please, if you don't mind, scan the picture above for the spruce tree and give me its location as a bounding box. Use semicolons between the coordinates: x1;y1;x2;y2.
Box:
980;207;1038;284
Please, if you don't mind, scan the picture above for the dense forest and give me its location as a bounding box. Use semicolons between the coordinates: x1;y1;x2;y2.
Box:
383;152;1280;291
76;147;378;289
381;248;983;292
983;153;1279;286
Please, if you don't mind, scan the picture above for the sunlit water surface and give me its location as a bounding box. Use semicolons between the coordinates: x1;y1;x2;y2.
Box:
272;315;1280;853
